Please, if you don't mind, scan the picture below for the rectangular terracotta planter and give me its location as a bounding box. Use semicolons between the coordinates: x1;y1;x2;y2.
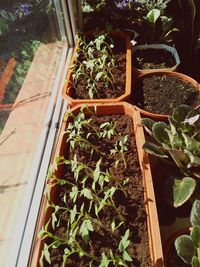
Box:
28;102;163;267
62;31;132;107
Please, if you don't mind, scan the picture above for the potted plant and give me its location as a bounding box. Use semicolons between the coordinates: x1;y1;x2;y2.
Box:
132;71;200;120
28;102;163;266
142;104;200;208
164;200;200;266
132;44;180;75
62;31;132;107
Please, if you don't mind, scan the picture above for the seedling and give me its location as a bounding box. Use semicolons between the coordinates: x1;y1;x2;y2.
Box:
70;33;116;99
110;135;129;168
38;106;147;266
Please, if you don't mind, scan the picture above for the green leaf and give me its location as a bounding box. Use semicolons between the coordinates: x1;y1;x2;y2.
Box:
191;256;200;267
70;186;79;203
147;9;161;24
191;200;200;226
81;188;93;200
79;219;94;243
119;229;130;252
173;177;196;207
43;243;51;264
152;122;170;145
174;235;195;264
167;148;187;169
99;253;110;267
165;129;183;149
182;133;200;156
123;250;132;262
190;225;200;248
143;142;168;158
172;105;192;124
185;151;200;168
141;118;155;135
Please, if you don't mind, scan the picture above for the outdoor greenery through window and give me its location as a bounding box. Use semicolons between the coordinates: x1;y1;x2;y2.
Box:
0;0;65;133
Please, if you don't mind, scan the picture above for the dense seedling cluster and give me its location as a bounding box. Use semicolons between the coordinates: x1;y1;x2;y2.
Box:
39;105;150;266
70;33;119;99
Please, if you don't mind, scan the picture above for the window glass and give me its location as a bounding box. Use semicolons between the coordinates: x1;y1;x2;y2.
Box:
0;1;67;265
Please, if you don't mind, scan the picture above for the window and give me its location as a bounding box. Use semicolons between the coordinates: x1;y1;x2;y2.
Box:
0;1;77;266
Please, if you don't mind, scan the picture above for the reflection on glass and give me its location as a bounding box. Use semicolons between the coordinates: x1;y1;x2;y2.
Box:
0;0;65;134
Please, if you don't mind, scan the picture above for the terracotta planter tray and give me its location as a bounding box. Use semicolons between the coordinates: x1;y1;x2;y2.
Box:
62;31;132;107
28;102;163;266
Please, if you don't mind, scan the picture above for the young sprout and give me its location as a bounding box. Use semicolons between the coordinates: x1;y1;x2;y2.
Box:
99;121;116;139
110;135;129;168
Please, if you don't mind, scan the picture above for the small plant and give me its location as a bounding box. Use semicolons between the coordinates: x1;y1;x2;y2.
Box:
142;104;200;207
71;33;116;99
175;199;200;266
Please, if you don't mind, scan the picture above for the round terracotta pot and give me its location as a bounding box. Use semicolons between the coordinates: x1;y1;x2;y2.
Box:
131;71;200;120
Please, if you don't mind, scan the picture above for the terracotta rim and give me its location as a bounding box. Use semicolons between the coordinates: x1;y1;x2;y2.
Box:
62;31;132;107
134;71;200;120
28;102;164;267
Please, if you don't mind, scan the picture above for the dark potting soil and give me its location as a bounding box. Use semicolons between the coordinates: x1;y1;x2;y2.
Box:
43;114;151;266
134;74;200;115
71;35;126;99
133;48;176;69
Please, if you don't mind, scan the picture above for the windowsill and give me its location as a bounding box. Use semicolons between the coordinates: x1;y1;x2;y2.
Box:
0;41;65;266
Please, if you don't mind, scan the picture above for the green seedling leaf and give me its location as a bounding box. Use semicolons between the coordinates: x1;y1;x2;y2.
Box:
99;253;110;267
147;8;161;23
173;177;196;208
70;205;77;224
152;122;170;145
141;118;155;136
190;225;200;248
123;250;132;262
119;229;131;252
191;200;200;226
70;186;79;203
175;235;195;264
191;256;200;267
111;219;124;233
79;219;94;243
81;188;93;200
143;142;168;158
43;243;51;264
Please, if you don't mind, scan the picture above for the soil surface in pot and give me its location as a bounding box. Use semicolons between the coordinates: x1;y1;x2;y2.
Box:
133;48;176;69
41;112;152;266
134;74;200;115
71;34;126;99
